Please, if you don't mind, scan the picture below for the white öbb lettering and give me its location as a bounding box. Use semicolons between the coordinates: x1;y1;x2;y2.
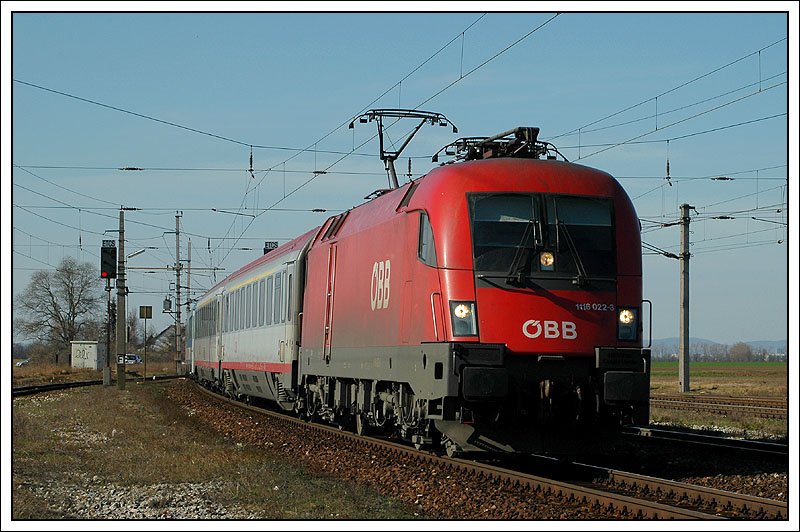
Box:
370;259;391;310
523;320;578;340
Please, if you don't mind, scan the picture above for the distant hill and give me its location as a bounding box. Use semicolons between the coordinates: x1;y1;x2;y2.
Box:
651;337;786;354
652;337;723;348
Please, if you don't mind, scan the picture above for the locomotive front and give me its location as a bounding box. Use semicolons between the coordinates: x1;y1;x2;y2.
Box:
415;136;650;454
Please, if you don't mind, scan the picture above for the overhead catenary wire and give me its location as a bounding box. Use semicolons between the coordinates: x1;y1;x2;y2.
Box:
218;13;562;266
547;37;786;142
214;13;495;258
574;83;786;162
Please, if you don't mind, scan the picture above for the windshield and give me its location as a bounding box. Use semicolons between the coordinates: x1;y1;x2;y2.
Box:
469;193;616;280
470;193;540;273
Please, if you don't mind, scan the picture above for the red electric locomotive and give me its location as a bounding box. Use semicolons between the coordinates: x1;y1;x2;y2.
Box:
188;120;650;456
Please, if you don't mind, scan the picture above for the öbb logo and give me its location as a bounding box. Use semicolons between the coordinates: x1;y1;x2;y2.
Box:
523;320;578;340
370;260;391;310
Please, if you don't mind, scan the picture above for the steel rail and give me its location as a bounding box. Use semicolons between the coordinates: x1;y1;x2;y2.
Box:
11;374;183;398
652;394;787;409
567;462;787;519
623;426;788;457
650;398;787;420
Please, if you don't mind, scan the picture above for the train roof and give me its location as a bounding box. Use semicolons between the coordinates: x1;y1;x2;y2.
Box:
203;226;319;297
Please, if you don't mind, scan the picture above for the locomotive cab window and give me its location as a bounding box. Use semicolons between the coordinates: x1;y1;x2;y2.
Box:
547;196;616;279
418;212;437;266
469;193;541;273
468;193;615;281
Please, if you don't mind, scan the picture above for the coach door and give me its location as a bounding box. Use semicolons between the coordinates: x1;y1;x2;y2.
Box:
278;262;295;364
216;293;224;362
323;244;337;364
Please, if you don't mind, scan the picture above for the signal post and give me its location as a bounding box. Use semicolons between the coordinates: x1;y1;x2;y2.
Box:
100;240;117;386
116;210;127;390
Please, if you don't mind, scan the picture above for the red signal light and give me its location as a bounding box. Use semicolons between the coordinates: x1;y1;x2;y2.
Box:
100;245;117;279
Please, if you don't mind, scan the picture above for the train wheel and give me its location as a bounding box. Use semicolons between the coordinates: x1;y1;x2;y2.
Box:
355;413;368;436
336;411;353;432
443;436;462;458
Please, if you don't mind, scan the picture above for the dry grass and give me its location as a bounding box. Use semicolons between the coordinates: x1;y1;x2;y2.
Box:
12;360;179;387
649;361;788;438
11;382;422;519
650;361;788;397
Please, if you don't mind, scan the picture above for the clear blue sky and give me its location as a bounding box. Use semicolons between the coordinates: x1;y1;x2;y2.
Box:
4;5;796;347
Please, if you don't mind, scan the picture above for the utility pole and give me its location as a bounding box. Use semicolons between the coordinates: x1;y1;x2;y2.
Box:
678;203;693;393
175;212;182;374
187;238;192;316
116;209;127;390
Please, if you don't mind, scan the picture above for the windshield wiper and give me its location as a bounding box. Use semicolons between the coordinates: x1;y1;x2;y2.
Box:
557;220;589;287
506;220;538;286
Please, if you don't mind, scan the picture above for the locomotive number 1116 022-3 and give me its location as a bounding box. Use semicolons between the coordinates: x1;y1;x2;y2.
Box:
575;302;615;311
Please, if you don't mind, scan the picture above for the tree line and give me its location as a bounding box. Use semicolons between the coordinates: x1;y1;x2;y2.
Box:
651;341;786;362
13;257;175;365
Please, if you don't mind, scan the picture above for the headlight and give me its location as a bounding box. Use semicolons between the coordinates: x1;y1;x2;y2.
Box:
453;303;472;319
619;309;635;324
450;301;478;337
617;307;638;341
539;251;555;271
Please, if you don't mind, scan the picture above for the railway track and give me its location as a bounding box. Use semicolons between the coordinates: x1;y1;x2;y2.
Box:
12;378;787;519
622;425;788;458
650;394;787;420
191;382;787;520
11;374;182;398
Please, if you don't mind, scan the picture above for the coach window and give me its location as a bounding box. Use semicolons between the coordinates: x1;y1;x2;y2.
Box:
252;282;258;327
231;292;237;331
236;288;243;330
287;273;292;321
226;293;231;332
240;288;245;330
240;287;246;330
252;283;258;327
418;212;437;266
228;294;232;332
248;284;254;328
258;279;265;326
281;271;287;323
273;272;283;325
235;290;240;331
231;291;236;331
211;301;218;336
222;294;227;333
266;275;274;326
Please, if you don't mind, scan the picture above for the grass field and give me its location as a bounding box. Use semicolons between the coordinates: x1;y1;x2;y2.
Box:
11;381;423;519
649;360;788;438
650;360;788;397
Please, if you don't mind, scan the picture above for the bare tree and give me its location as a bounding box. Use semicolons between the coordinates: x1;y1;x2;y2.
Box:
729;341;754;362
14;257;102;364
